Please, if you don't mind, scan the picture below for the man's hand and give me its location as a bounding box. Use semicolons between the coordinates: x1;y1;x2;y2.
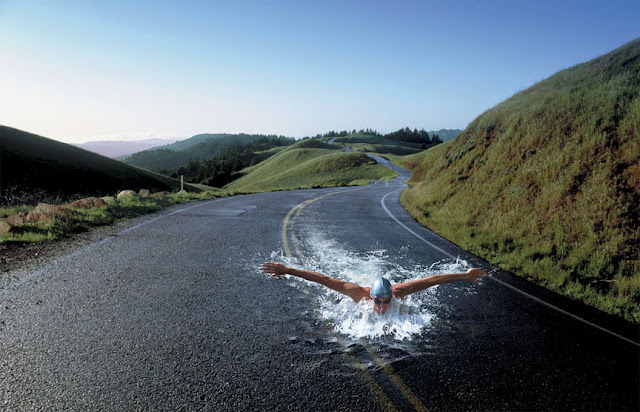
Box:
465;268;487;283
261;262;289;279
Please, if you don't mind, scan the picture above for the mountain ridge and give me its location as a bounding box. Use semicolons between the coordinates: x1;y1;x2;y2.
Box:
74;138;181;159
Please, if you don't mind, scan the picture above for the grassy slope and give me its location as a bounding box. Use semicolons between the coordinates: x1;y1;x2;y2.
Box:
0;126;187;205
333;134;423;146
225;139;397;192
321;133;428;156
400;39;640;322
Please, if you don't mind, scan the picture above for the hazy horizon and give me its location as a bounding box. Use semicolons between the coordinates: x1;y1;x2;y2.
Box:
1;0;638;144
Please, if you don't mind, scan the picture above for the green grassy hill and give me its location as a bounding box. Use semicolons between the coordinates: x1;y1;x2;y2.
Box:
321;133;429;156
225;139;397;192
123;133;293;171
400;38;640;322
0;126;187;206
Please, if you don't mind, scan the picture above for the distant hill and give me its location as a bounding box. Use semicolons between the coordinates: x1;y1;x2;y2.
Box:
330;133;422;146
400;38;640;322
0;126;187;206
74;138;181;159
161;135;423;189
321;132;445;155
225;138;397;192
123;133;288;171
429;129;462;141
154;133;232;152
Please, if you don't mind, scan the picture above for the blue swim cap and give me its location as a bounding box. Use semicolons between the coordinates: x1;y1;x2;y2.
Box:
370;277;392;298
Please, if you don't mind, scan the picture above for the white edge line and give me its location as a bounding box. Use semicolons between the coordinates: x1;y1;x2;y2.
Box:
380;190;456;260
489;276;640;347
380;189;640;348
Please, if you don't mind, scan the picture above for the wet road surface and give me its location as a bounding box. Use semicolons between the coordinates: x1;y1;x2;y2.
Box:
1;174;638;410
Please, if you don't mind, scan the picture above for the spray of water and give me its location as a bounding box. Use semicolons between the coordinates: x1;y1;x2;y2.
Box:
269;233;473;341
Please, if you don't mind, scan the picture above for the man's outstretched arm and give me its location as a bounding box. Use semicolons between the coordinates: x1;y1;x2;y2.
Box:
261;262;367;302
393;268;486;299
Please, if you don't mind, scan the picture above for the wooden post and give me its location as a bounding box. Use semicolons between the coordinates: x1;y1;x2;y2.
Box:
181;175;184;191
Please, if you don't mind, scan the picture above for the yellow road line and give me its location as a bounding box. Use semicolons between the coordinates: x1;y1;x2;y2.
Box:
367;346;429;412
281;188;430;412
345;350;399;412
290;226;307;266
281;202;301;260
282;189;361;260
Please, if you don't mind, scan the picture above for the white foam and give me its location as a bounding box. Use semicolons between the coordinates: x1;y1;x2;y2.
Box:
273;233;473;341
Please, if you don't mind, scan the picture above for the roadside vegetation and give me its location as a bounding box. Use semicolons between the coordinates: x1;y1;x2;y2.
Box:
0;192;220;243
399;38;640;323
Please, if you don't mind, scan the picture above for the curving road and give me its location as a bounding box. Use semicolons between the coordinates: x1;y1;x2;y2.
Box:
1;166;638;410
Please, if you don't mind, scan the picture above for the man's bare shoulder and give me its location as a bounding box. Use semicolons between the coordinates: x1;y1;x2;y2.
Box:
392;282;413;299
348;285;371;302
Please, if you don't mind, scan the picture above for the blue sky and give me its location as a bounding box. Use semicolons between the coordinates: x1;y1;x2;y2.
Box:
1;0;638;143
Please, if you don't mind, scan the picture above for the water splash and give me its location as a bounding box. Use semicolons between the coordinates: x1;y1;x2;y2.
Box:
269;233;473;341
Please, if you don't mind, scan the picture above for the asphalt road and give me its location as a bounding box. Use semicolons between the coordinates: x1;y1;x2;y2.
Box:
1;171;638;410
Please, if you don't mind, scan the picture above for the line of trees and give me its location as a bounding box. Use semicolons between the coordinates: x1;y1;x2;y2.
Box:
313;127;442;146
314;128;381;138
386;127;442;145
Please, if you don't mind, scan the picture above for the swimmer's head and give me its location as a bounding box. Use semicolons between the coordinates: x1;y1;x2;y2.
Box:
370;277;392;298
370;277;392;315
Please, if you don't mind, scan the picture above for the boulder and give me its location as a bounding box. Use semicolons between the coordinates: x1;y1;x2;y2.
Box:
117;190;138;200
26;203;73;225
67;197;107;209
138;189;150;198
150;191;170;198
2;211;28;226
100;196;116;204
32;203;72;215
0;220;14;235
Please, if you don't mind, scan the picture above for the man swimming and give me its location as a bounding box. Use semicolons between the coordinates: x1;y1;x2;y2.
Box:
260;262;487;315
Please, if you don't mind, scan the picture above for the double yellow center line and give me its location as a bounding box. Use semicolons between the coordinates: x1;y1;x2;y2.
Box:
281;188;430;412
